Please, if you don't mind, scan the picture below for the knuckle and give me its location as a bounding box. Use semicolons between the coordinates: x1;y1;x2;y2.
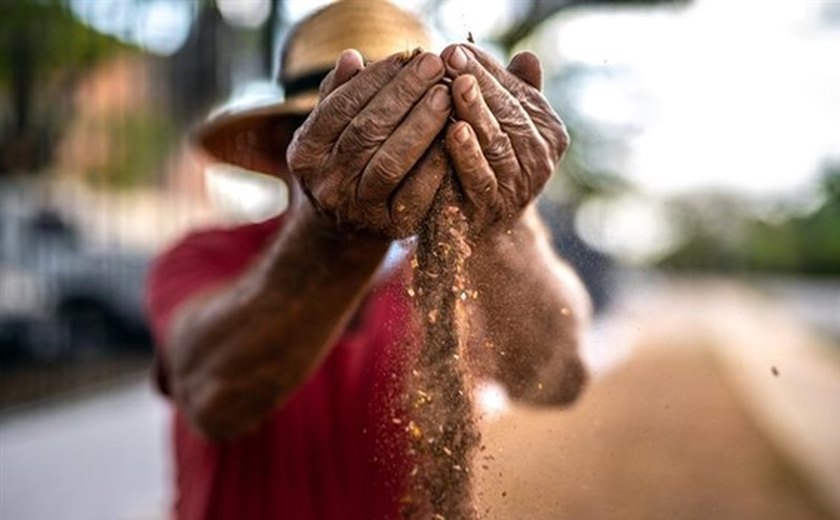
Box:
389;79;422;109
478;172;498;192
540;118;568;155
519;156;552;201
469;174;496;196
483;133;513;164
369;150;405;185
530;107;569;157
489;88;518;113
325;87;367;122
523;149;553;186
451;143;481;172
411;108;448;137
377;54;407;77
313;184;338;211
286;138;313;174
466;143;485;165
330;95;361;123
500;110;532;134
344;113;384;150
286;140;302;171
535;140;555;174
553;124;571;155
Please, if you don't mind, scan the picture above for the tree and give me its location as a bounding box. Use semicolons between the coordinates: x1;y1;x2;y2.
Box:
0;0;128;174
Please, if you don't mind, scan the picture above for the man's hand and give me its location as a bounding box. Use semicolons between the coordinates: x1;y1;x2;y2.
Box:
287;49;451;239
440;44;570;236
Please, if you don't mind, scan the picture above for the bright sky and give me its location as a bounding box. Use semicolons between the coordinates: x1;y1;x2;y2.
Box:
534;0;840;197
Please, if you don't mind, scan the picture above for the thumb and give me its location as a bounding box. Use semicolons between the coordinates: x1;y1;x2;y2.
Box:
318;49;364;99
507;51;542;91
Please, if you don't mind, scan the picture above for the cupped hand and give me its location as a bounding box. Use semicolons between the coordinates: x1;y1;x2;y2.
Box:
440;44;570;236
287;49;451;239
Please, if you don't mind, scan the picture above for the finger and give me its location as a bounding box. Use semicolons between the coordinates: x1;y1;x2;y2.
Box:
442;45;534;131
443;44;535;96
450;74;520;189
293;52;407;152
389;143;448;238
333;49;364;88
507;51;542;91
443;46;552;187
332;52;445;173
503;49;571;159
357;84;451;203
444;44;568;156
318;49;364;99
445;122;499;216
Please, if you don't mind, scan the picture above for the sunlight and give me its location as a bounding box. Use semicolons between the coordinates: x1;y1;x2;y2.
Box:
536;0;840;196
475;381;510;420
218;0;271;28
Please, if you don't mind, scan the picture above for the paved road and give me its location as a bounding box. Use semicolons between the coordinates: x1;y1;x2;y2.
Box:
1;272;837;519
0;379;171;520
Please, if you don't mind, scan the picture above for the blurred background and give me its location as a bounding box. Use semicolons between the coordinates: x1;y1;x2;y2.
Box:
1;0;838;519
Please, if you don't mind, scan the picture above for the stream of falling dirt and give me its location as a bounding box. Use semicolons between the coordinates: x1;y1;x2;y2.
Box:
402;176;480;520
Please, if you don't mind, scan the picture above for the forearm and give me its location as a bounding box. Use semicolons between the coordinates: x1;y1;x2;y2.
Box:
167;202;390;439
466;204;590;404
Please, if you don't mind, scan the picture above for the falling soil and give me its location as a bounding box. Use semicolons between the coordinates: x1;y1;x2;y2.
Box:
401;176;481;519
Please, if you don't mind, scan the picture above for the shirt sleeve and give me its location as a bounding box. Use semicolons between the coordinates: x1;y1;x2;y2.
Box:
144;221;278;395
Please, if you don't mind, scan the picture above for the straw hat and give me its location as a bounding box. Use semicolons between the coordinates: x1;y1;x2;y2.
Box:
194;0;432;175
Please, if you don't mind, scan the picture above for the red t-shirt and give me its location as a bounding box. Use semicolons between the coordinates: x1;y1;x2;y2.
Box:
146;216;413;520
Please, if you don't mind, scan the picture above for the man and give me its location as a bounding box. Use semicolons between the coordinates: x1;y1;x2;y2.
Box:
146;1;590;518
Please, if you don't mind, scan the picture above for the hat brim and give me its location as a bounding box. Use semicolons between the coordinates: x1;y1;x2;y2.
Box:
191;91;319;175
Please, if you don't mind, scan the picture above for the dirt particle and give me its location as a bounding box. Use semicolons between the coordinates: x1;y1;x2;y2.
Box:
402;177;480;519
408;420;423;441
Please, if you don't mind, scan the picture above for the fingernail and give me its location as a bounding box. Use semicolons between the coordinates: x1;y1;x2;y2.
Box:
449;46;468;70
418;54;442;79
461;77;478;103
430;87;450;111
455;124;470;143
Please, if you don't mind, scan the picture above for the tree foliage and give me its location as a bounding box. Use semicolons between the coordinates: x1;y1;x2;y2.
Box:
661;166;840;275
0;0;130;173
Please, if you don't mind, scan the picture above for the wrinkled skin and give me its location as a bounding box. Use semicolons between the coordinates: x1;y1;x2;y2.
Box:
286;44;570;238
165;44;588;443
442;44;570;235
287;50;450;238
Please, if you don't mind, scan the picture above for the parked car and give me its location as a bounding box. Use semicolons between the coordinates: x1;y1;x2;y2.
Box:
0;202;151;362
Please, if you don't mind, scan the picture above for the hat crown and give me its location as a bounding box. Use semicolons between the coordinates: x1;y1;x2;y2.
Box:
279;0;431;86
196;1;431;174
